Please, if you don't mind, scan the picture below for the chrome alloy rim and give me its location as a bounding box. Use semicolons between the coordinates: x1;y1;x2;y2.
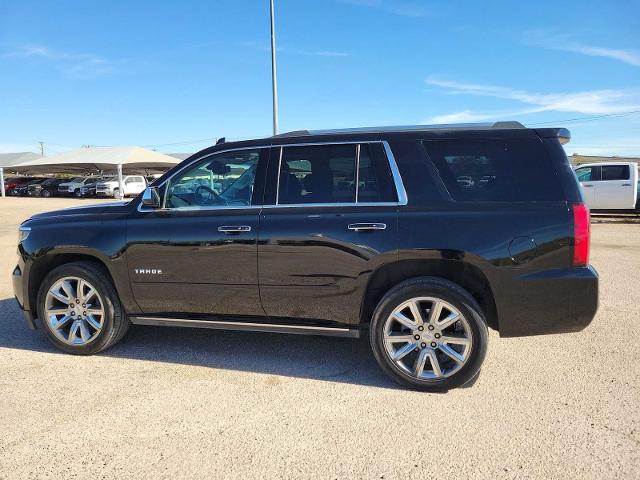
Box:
45;276;105;345
383;297;473;380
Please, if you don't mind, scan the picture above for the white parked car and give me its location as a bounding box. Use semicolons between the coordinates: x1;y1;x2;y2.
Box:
95;175;147;198
574;162;639;210
57;177;99;196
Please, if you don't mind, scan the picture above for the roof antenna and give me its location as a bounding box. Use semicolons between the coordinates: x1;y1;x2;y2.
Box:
216;137;226;145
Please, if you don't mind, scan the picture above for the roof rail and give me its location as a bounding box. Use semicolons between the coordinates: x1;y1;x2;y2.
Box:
273;121;526;138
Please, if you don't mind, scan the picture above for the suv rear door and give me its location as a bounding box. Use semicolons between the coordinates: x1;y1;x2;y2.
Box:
596;164;634;209
257;141;402;327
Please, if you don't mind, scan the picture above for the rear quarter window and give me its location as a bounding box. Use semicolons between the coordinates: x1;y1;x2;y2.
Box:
601;164;630;181
422;139;563;202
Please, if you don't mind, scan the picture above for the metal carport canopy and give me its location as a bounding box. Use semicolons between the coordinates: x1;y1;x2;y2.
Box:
0;152;42;197
5;146;181;198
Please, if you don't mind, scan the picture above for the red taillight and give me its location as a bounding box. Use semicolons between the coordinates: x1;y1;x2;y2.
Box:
572;203;590;267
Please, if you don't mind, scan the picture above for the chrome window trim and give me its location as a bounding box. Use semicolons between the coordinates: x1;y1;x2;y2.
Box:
262;202;399;209
136;139;408;213
141;146;266;213
274;140;407;207
383;141;408;205
274;147;284;205
354;143;361;203
137;204;263;213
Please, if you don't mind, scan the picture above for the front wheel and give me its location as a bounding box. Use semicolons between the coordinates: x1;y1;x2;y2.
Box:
37;261;130;355
42;190;51;198
370;277;488;392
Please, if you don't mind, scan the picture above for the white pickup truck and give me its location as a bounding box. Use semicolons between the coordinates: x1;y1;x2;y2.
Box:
574;162;639;211
58;177;99;196
95;175;147;198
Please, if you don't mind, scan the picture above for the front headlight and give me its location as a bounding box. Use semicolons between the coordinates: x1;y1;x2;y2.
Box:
18;226;31;243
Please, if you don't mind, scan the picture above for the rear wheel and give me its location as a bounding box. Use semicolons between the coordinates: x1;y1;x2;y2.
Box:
370;277;488;392
37;262;130;355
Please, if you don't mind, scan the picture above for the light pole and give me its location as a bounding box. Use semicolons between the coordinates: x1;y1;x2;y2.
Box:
270;0;279;135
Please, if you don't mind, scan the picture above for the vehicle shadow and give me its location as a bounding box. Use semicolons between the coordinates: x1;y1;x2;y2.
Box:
591;214;640;224
0;297;398;389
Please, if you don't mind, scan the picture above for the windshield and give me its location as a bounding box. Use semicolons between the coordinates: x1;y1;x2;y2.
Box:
70;177;85;183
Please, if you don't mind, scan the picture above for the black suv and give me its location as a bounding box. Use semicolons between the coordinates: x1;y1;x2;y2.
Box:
12;122;598;391
28;178;66;197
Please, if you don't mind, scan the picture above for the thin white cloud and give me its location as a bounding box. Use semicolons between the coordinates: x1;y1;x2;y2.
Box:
525;31;640;67
2;44;113;78
425;76;640;116
422;110;500;124
566;44;640;67
422;107;543;124
341;0;432;17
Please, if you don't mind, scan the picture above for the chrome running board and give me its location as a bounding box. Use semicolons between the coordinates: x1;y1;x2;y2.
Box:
129;316;360;338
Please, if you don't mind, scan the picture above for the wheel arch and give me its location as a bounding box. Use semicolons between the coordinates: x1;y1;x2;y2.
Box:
360;259;498;331
28;252;117;319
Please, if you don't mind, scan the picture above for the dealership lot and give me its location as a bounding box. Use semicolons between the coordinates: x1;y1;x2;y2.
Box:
0;198;638;479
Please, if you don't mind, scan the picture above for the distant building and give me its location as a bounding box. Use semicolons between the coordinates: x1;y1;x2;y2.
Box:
569;154;640;166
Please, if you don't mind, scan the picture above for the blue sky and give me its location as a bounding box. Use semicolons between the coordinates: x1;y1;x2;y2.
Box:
1;0;639;156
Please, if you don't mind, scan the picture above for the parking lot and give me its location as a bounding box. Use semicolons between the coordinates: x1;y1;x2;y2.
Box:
0;197;638;479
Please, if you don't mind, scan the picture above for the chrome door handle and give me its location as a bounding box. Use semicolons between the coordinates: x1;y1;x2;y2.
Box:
348;223;386;232
218;225;252;234
621;183;632;187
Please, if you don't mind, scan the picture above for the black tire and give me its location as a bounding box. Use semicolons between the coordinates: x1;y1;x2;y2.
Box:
36;261;130;355
370;277;488;392
42;190;51;198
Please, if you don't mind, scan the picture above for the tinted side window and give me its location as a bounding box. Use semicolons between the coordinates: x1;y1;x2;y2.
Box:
422;139;563;202
166;149;260;208
601;165;630;181
278;144;356;204
575;166;600;182
357;143;397;202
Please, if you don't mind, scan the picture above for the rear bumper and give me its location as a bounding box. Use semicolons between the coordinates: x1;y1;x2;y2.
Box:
497;266;599;337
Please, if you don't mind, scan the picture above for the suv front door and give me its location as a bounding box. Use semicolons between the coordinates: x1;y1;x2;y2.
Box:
574;165;599;208
126;148;268;316
257;142;402;327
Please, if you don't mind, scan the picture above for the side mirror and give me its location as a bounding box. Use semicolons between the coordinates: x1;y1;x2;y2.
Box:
141;186;161;208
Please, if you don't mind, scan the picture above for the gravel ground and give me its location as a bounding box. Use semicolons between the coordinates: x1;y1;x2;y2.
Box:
0;197;638;479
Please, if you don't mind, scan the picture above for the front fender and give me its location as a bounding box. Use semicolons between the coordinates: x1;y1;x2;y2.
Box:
19;213;139;317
